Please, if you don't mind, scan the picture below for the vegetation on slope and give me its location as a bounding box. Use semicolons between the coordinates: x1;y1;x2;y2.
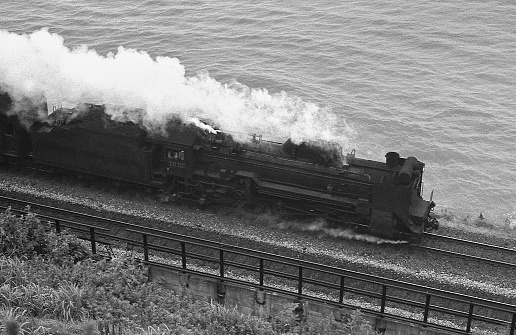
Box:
0;208;376;334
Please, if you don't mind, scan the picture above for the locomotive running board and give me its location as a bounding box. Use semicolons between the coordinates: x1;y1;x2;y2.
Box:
256;181;357;209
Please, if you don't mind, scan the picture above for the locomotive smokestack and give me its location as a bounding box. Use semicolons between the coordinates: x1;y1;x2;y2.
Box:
385;152;400;168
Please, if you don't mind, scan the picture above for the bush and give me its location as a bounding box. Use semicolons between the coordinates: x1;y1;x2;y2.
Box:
0;208;91;264
0;208;50;257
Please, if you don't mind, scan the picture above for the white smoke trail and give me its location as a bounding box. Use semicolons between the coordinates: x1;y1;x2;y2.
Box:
0;28;350;145
277;218;409;245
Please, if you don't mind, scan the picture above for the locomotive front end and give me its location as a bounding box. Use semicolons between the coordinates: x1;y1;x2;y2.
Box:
398;155;439;235
350;151;439;240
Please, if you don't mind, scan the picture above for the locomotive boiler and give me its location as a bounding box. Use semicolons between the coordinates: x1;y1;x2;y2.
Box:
0;95;438;240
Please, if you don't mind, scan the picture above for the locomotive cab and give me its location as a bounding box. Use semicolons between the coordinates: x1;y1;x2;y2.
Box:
164;146;192;177
150;124;197;179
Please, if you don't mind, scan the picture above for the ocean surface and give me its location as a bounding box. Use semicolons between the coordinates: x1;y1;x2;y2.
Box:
1;0;515;224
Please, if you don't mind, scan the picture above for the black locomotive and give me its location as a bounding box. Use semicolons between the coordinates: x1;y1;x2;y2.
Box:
0;92;438;240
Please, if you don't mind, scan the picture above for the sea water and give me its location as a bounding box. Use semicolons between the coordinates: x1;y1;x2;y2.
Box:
1;0;515;224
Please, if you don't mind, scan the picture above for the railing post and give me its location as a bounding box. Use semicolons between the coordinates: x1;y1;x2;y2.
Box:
466;303;474;333
181;242;187;270
259;258;264;287
89;226;96;254
219;249;224;278
55;219;61;234
143;234;149;262
423;293;431;323
298;266;303;296
339;276;346;304
380;285;387;314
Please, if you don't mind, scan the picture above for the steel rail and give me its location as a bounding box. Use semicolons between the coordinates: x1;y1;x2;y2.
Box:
424;232;516;253
418;232;516;268
412;244;516;268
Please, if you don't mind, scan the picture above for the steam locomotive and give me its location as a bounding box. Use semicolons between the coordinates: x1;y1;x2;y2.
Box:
0;92;438;240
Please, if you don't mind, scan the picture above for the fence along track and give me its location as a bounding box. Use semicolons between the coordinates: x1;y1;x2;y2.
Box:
0;195;515;334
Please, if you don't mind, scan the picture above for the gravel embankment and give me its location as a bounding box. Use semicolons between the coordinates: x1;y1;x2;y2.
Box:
1;169;515;306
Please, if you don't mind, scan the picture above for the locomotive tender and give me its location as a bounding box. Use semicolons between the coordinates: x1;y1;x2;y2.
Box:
0;92;438;240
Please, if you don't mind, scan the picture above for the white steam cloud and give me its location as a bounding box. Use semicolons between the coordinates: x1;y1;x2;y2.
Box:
0;29;349;145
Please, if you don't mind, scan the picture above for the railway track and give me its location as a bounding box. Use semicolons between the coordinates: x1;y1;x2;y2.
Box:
414;232;516;269
1;194;515;334
1;189;515;271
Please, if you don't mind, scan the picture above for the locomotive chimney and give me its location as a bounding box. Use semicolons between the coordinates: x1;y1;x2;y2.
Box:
385;152;400;168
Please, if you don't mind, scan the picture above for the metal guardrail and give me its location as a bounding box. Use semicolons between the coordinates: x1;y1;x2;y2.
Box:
123;227;516;335
0;196;515;334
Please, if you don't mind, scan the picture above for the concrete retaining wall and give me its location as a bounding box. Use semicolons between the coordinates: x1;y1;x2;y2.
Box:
149;264;460;335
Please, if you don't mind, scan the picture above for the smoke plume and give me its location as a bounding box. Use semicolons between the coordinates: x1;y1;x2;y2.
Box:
0;29;349;145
